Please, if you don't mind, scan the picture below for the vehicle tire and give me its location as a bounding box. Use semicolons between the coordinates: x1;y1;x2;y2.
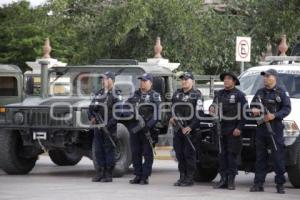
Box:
49;149;83;166
287;144;300;188
92;123;131;177
0;130;37;174
194;163;218;182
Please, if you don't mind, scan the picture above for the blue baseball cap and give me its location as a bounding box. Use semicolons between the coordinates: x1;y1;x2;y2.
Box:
138;73;153;82
179;72;194;80
101;71;115;80
260;69;278;77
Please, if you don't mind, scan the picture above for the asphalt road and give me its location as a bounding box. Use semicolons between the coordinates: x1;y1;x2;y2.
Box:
0;156;299;200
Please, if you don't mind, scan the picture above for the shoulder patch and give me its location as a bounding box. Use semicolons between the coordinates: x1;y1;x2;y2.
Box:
285;91;290;97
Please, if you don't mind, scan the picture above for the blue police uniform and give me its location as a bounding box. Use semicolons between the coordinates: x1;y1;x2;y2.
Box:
212;87;248;189
88;72;121;182
171;79;204;186
89;88;119;166
127;73;161;184
251;85;291;188
123;73;161;184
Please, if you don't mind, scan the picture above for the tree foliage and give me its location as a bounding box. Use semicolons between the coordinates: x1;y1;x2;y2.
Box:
1;0;300;74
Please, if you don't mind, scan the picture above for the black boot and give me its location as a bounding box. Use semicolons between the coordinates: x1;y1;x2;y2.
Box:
180;173;194;187
101;166;114;182
276;184;285;194
227;175;236;190
140;176;149;185
174;173;185;186
129;176;141;184
92;167;104;182
250;184;264;192
213;175;228;189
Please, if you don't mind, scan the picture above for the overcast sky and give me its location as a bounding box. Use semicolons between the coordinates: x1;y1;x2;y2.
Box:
0;0;47;7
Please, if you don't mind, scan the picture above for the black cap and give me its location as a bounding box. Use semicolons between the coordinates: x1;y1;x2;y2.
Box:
138;73;153;82
220;72;240;85
101;71;115;80
179;72;194;80
260;69;278;77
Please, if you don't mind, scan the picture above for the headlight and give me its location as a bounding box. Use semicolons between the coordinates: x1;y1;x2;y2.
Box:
14;112;24;125
0;107;6;113
283;120;300;146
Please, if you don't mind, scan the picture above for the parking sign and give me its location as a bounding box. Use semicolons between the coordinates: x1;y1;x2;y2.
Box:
236;37;251;62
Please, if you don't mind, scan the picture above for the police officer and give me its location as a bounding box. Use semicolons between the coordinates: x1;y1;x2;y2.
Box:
250;69;291;194
169;72;204;187
210;72;248;190
127;73;161;185
88;71;120;183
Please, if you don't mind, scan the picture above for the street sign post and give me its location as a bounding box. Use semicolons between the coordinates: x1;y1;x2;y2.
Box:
236;36;251;73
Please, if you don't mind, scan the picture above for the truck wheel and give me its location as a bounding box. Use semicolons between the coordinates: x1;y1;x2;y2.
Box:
287;144;300;188
92;123;131;177
194;163;218;182
49;150;82;166
0;130;37;174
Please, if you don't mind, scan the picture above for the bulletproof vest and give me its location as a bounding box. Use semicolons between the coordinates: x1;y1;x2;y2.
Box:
93;89;114;118
136;90;156;121
173;89;198;122
260;88;281;114
217;89;239;120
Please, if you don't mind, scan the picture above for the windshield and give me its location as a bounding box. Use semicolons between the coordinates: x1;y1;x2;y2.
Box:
238;70;300;98
48;67;145;98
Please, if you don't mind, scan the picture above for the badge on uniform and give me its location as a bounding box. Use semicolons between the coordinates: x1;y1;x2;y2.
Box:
182;95;189;102
144;94;150;102
229;95;236;103
118;94;123;101
276;96;282;103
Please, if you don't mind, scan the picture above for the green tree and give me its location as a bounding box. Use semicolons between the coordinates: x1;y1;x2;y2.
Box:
1;0;300;74
48;0;206;73
0;1;46;71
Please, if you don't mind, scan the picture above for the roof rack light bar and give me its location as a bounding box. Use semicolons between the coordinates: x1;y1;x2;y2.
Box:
95;59;138;65
265;56;300;62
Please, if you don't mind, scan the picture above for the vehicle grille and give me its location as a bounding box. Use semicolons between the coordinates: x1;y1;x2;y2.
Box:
27;108;72;127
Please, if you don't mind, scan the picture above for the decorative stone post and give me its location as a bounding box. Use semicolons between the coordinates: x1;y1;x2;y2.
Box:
154;37;163;58
43;38;52;59
145;37;180;72
278;34;288;56
26;38;67;99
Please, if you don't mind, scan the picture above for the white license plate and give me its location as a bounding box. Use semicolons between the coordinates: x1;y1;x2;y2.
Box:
33;132;47;140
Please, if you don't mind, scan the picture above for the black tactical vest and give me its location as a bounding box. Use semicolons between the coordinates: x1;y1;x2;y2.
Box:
217;89;240;122
260;88;281;114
